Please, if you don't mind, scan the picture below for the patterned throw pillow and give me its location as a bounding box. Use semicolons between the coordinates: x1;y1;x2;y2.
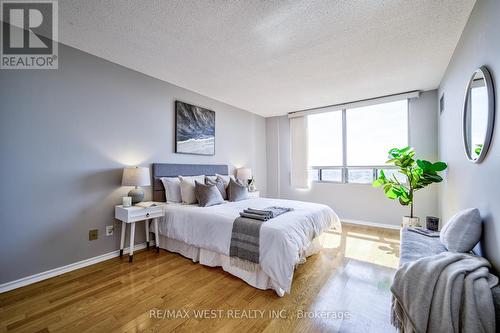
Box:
215;174;236;189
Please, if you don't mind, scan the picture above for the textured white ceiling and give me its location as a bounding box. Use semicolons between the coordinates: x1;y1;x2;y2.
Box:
58;0;475;117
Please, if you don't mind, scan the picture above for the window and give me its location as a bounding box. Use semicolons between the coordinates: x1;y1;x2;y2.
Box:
346;101;408;166
308;99;408;183
321;168;342;182
308;169;319;182
308;111;343;166
347;168;373;184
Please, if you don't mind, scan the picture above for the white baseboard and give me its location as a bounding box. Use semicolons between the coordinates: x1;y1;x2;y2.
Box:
0;242;154;293
341;218;400;230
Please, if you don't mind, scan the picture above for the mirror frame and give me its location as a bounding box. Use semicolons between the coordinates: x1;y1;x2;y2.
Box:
462;66;495;163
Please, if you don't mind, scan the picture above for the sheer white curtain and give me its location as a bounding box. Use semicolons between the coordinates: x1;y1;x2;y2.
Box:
289;116;309;189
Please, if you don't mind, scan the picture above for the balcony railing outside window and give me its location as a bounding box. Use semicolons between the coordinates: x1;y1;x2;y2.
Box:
310;166;404;184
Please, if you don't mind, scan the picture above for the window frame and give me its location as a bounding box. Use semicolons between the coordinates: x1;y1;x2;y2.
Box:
310;99;410;184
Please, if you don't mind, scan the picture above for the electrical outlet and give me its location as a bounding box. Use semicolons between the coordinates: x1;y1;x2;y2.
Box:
106;225;114;236
89;229;98;241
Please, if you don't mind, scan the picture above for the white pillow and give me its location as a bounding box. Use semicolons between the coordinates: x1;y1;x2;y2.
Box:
160;177;182;203
215;174;236;189
178;175;205;204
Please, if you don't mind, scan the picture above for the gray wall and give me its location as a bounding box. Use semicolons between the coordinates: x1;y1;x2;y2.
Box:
0;43;267;284
438;0;500;271
266;90;439;227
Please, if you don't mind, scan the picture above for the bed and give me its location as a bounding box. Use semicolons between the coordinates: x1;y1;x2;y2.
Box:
152;163;341;296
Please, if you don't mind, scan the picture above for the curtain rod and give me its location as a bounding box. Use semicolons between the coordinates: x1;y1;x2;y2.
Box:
288;90;420;118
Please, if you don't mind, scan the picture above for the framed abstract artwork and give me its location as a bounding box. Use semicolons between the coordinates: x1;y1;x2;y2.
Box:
175;101;215;155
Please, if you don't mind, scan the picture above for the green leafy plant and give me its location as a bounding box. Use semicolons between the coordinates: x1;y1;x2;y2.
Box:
373;147;447;218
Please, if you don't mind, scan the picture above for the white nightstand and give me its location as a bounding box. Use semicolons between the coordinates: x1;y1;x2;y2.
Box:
114;203;164;262
248;190;260;198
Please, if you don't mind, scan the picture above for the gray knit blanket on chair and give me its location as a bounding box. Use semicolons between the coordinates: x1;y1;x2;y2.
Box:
391;251;498;333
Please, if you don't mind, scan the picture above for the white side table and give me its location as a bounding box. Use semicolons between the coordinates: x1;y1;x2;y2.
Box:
114;204;164;262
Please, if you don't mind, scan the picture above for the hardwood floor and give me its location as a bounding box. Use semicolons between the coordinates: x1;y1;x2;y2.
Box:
0;224;400;333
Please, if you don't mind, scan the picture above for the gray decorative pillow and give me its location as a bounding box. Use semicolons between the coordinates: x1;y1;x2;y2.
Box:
194;181;224;207
228;178;249;202
440;208;482;252
205;177;227;200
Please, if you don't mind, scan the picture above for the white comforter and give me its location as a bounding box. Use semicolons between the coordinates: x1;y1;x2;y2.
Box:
157;197;341;293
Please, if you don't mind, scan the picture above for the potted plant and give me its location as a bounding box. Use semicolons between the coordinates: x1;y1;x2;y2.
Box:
373;147;447;227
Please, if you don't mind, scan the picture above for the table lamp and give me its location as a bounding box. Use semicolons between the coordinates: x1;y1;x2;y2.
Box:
236;167;252;185
122;166;151;204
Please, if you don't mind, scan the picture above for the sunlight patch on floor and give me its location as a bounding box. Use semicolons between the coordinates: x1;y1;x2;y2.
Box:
344;231;400;269
320;225;400;269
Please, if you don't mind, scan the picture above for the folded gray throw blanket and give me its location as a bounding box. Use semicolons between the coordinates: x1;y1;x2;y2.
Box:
239;212;269;221
391;252;498;333
240;206;293;221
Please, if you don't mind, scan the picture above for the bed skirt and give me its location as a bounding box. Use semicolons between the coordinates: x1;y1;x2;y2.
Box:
156;234;324;297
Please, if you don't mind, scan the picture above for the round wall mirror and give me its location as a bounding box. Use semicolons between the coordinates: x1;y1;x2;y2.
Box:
463;66;495;163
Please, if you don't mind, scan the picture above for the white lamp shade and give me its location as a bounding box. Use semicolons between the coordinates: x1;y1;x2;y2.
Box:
236;167;252;180
122;167;151;187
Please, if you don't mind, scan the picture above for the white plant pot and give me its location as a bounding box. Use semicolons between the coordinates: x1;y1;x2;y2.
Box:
402;216;420;228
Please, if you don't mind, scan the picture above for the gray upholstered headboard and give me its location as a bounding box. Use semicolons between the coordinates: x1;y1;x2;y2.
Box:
152;163;229;202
